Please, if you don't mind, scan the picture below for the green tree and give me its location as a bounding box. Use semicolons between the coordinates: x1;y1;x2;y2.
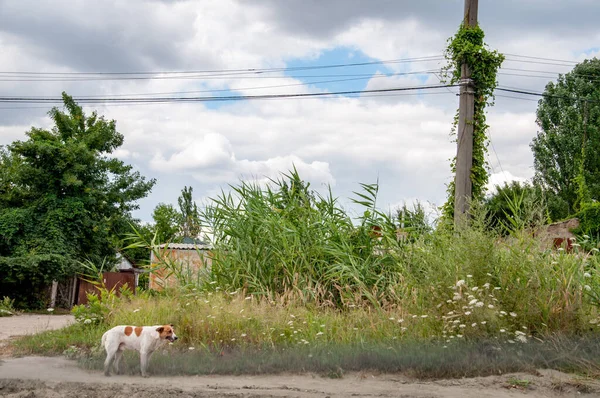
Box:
531;58;600;220
484;181;547;234
152;203;181;243
178;186;201;239
0;92;156;262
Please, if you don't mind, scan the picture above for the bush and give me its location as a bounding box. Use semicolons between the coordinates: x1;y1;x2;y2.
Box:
0;296;16;317
574;202;600;241
0;254;77;308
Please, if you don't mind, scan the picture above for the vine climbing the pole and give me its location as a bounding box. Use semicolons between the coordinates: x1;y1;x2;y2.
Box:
441;23;504;220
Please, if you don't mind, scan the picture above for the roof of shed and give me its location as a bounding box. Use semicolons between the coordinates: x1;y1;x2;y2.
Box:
157;242;212;250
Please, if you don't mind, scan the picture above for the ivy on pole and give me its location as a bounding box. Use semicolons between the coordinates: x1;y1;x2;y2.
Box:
441;24;504;220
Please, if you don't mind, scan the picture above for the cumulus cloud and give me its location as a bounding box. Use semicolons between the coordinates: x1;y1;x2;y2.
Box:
1;0;598;221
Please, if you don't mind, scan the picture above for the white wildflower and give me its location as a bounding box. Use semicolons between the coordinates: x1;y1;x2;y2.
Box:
584;285;592;291
471;287;479;292
584;272;591;278
189;347;195;350
469;299;478;305
456;280;466;287
467;275;473;278
471;323;477;327
133;308;140;313
510;312;517;317
488;304;495;309
84;319;92;324
464;311;472;315
475;301;484;308
421;315;428;318
316;331;324;336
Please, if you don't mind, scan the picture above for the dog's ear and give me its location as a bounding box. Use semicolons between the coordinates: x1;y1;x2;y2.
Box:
170;324;174;327
156;326;164;333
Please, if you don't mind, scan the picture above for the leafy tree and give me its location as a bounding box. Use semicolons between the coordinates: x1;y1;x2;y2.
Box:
0;92;156;263
531;58;600;220
484;181;547;234
178;186;201;239
152;203;181;243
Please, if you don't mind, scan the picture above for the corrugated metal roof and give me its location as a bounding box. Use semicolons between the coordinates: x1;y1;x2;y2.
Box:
158;243;212;250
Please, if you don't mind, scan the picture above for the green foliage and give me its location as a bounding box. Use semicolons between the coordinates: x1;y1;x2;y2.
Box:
0;296;16;317
441;23;505;220
152;203;182;243
573;202;600;242
0;254;77;308
395;201;433;241
484;181;548;235
77;257;118;284
532;58;600;220
178;186;202;239
0;93;155;307
202;169;403;307
0;92;155;263
71;293;107;325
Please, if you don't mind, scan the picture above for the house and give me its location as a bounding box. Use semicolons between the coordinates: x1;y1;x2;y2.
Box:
149;238;213;290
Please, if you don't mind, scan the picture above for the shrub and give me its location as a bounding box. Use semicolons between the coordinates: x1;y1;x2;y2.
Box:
0;296;16;317
0;254;77;308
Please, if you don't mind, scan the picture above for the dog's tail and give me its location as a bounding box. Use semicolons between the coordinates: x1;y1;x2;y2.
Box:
101;330;108;348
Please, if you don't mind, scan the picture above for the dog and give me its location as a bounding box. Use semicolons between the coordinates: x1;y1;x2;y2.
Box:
101;324;178;377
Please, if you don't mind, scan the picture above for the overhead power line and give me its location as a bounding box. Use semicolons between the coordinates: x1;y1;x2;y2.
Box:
0;56;445;79
0;84;458;105
496;87;600;103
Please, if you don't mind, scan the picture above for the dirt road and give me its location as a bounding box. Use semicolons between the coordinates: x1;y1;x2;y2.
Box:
1;356;598;397
0;314;74;341
0;316;598;397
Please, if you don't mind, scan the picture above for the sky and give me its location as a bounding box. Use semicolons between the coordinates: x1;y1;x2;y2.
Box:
1;0;599;223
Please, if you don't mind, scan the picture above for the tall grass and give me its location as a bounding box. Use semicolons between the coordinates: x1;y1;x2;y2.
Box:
14;169;600;377
201;169;412;307
197;169;600;335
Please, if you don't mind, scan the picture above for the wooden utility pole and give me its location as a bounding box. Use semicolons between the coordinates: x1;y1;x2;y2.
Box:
454;0;478;226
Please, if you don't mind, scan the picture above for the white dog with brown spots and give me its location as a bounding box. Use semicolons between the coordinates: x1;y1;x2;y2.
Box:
101;324;178;377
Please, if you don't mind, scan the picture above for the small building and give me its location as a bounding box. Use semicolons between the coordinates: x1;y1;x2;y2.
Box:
149;238;213;290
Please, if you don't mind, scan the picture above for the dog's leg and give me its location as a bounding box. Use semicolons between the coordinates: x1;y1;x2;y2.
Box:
113;349;124;374
104;346;117;377
140;350;150;377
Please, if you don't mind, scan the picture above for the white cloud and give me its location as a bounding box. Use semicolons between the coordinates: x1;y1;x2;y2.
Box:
1;1;597;222
486;171;529;195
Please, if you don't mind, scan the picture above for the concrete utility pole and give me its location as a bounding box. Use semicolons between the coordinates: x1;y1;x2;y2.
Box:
454;0;478;226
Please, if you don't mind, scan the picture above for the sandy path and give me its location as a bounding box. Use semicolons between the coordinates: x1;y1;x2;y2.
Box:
0;356;598;397
0;314;74;341
0;316;598;397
